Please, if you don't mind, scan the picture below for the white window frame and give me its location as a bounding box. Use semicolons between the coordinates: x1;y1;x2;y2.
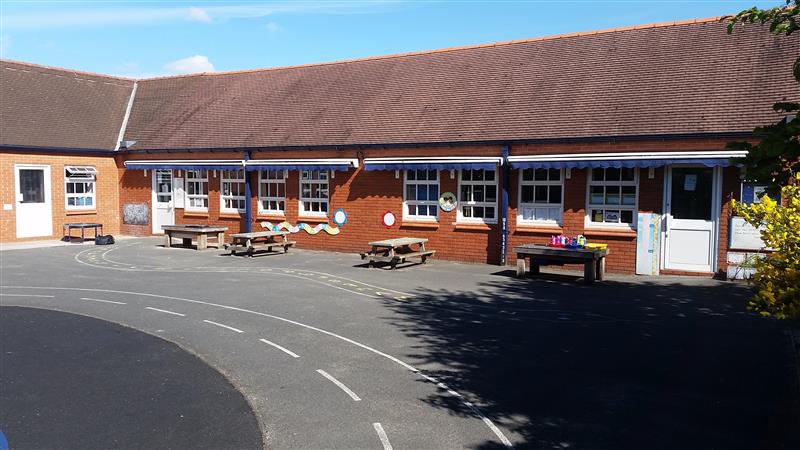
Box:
64;166;96;210
299;170;329;217
517;168;563;225
220;169;246;213
457;169;498;224
585;167;639;229
258;170;287;215
403;169;439;221
184;170;208;212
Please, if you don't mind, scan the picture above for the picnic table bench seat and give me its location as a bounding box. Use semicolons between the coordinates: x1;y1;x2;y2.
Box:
360;237;435;269
514;244;609;284
225;231;295;257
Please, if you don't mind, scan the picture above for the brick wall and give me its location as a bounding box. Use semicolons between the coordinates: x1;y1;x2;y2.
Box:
0;150;120;243
111;139;740;274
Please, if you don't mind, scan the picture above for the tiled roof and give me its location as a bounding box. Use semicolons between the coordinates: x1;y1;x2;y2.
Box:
0;60;134;151
123;19;799;150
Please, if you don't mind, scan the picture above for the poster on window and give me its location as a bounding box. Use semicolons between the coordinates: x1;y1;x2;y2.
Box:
604;211;619;223
173;177;185;209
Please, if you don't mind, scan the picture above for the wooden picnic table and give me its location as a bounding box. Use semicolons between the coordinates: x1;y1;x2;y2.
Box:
514;244;609;284
225;230;295;257
162;225;227;250
361;237;435;269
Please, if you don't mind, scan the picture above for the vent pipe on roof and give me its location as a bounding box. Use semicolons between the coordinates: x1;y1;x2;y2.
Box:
115;81;138;151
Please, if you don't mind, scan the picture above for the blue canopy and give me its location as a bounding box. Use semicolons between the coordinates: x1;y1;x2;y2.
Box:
245;163;352;172
510;158;736;169
124;163;243;171
364;162;498;171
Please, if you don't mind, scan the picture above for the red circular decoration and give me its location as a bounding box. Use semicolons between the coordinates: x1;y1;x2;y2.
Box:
382;211;396;228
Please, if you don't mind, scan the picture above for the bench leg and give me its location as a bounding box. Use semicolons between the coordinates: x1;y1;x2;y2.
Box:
516;257;526;278
596;257;605;281
218;232;225;248
197;234;208;251
584;260;596;284
164;234;171;248
182;237;192;248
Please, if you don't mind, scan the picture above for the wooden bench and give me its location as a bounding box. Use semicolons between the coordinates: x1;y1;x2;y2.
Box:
162;225;228;250
360;237;435;269
225;231;295;257
514;244;609;284
63;222;103;243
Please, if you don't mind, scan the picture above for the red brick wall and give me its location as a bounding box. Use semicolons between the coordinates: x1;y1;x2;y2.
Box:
114;141;741;274
1;151;120;243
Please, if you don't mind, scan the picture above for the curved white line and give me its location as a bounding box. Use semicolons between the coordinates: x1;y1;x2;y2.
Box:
1;285;514;448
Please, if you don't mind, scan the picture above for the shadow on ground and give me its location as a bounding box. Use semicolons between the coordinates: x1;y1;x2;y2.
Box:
382;273;800;450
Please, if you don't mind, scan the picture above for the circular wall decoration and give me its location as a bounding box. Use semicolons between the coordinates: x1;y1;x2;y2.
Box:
333;208;347;226
438;191;457;212
382;211;396;228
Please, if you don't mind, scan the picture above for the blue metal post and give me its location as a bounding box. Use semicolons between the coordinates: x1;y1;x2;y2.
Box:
500;144;510;266
243;150;252;233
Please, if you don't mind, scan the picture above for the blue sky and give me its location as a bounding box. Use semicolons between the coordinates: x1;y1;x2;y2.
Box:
0;1;781;78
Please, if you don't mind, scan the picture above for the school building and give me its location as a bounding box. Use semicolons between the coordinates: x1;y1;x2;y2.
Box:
1;18;797;276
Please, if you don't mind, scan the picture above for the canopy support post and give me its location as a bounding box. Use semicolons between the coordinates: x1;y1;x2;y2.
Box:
244;150;252;233
500;144;510;266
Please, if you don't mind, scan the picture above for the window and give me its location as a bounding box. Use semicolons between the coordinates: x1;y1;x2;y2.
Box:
404;169;439;220
518;168;563;224
259;170;286;214
299;170;328;215
221;170;246;213
587;167;638;226
65;166;96;209
185;170;208;211
458;169;497;222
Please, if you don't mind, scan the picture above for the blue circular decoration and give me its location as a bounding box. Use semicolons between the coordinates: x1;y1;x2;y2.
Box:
333;208;347;226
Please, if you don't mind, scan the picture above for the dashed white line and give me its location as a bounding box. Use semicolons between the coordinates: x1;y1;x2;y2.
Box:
146;306;185;317
316;369;361;401
81;297;126;305
203;319;243;333
259;338;300;358
0;293;54;298
373;422;393;450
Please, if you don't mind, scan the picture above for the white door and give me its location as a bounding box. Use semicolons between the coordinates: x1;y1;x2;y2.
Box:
152;169;174;234
14;165;52;238
663;166;719;272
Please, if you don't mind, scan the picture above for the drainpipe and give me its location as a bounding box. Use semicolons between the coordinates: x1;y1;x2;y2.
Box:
500;144;510;266
244;150;252;233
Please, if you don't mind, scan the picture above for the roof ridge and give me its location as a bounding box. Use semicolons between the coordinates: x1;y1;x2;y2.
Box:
0;58;134;83
139;16;724;82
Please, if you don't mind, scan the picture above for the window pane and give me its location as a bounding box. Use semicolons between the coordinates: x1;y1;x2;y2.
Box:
472;185;484;202
86;197;93;206
589;186;604;204
473;170;484;181
418;185;428;201
622;168;635;181
67;183;75;194
591;168;604;181
591;209;604;222
622;186;636;205
606;168;621;181
485;170;495;181
521;186;534;203
461;170;472;181
75;183;84;194
473;206;484;218
621;210;634;224
406;185;416;199
460;185;471;202
534;169;548;181
429;184;438;200
407;170;416;181
485;207;494;219
534;185;548;203
427;170;437;181
463;206;472;218
606;185;620;205
486;185;497;202
548;169;560;181
522;169;534;181
549;185;561;204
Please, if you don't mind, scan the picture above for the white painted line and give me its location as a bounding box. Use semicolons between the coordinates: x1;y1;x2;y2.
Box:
316;369;361;401
203;319;243;333
373;423;393;450
0;293;54;298
146;306;185;317
259;338;300;358
81;297;126;305
1;285;512;448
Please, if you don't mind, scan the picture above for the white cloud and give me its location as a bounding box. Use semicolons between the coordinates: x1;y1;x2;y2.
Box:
187;7;212;23
265;21;282;32
163;55;215;74
3;2;401;29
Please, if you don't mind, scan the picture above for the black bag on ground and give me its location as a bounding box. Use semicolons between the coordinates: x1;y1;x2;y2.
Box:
95;235;115;245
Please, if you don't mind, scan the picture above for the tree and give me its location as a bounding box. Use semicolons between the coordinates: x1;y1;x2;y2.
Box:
724;1;799;196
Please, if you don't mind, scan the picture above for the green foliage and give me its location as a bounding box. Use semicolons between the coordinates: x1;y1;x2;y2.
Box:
724;1;799;196
732;175;800;319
